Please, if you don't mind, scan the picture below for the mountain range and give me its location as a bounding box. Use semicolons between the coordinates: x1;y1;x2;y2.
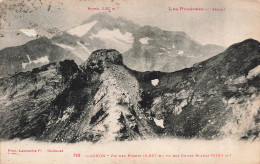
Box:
0;37;81;77
0;13;225;77
0;39;259;142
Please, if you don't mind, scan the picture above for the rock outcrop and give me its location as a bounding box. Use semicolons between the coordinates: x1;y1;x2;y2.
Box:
0;49;155;142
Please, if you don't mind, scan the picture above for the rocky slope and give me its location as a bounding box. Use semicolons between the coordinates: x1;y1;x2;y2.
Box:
0;39;259;142
134;39;260;140
0;37;81;77
0;60;80;139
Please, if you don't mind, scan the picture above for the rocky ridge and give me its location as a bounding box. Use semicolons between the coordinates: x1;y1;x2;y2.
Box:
0;37;81;77
0;39;259;142
0;49;155;142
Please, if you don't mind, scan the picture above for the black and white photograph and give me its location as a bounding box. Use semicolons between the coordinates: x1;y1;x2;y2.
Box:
0;0;259;163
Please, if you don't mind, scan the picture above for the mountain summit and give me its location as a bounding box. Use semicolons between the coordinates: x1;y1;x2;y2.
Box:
81;49;123;72
51;13;225;72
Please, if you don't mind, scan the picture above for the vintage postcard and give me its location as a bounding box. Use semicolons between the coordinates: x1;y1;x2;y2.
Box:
0;0;259;163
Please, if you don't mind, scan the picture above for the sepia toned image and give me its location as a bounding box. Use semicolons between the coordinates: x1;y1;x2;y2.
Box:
0;0;259;163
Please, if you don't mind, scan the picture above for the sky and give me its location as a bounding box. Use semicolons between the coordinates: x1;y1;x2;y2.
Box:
0;0;259;48
113;0;260;47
